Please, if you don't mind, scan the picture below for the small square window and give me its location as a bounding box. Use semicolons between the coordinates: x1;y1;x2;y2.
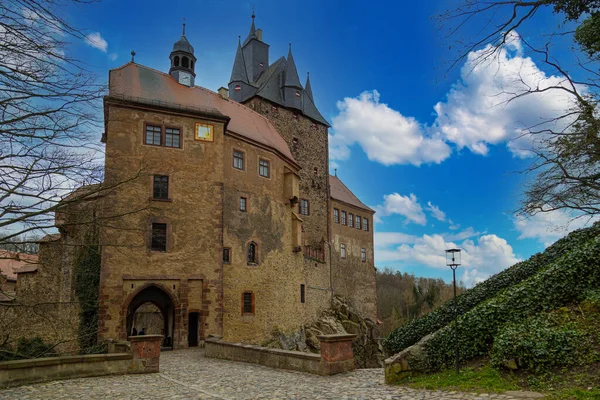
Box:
361;248;366;262
299;199;310;215
151;223;167;252
341;211;346;225
223;248;231;264
240;197;247;212
233;151;244;170
356;215;361;230
363;217;369;232
349;213;354;228
300;284;305;303
340;243;346;259
165;127;180;148
333;208;339;224
242;292;254;314
259;159;270;178
153;175;169;200
145;125;161;145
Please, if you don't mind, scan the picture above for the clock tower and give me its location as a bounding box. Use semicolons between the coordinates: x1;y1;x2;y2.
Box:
169;23;197;87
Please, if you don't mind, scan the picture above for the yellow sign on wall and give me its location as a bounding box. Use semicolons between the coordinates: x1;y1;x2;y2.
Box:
195;123;214;142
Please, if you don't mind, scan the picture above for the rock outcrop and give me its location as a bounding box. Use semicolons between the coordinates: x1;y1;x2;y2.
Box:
263;295;383;367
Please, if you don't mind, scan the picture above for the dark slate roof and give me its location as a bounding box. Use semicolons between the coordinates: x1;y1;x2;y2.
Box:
243;18;257;46
230;41;249;83
109;63;296;164
283;48;302;88
329;175;374;213
305;73;313;101
172;35;194;54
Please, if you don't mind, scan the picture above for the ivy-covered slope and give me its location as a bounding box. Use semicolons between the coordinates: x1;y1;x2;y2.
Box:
383;224;600;355
417;234;600;372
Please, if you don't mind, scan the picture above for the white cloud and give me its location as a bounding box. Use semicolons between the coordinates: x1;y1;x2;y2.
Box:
374;193;427;225
329;90;451;166
514;210;599;246
426;201;446;222
108;53;118;61
84;32;108;52
376;232;521;287
329;33;579;166
442;226;482;242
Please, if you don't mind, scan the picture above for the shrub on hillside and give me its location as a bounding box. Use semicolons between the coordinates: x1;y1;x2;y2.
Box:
383;224;600;355
419;236;600;372
490;315;595;372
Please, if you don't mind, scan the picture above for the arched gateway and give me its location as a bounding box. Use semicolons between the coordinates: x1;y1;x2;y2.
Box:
125;285;176;348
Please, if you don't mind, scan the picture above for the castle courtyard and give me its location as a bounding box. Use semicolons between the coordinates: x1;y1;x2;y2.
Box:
0;349;527;400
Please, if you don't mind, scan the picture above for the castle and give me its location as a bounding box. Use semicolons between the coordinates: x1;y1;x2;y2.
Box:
2;16;377;351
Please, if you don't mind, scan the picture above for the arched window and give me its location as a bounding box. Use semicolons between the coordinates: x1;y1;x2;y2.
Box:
182;56;189;68
247;242;257;264
174;56;180;67
190;60;194;70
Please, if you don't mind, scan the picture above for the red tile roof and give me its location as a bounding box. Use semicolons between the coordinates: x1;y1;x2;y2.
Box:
108;63;297;166
329;175;374;213
0;251;39;281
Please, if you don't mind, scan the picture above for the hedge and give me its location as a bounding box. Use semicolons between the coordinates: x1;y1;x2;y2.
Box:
420;235;600;372
383;224;600;355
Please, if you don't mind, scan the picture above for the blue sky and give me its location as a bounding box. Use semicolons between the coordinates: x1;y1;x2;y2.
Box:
64;0;593;285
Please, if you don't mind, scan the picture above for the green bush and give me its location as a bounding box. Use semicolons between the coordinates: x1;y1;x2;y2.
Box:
383;224;600;355
0;337;58;361
490;316;593;372
420;235;600;372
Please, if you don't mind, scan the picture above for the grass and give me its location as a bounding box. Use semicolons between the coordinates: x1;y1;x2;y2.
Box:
402;365;519;393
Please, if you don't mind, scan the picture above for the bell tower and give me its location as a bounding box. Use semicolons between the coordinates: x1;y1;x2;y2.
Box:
169;22;197;87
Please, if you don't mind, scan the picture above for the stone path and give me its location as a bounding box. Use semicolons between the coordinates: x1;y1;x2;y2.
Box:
0;349;532;399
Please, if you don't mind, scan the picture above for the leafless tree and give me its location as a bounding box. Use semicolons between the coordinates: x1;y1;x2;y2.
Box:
436;0;600;222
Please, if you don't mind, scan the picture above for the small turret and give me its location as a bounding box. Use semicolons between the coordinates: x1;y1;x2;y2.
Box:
169;22;197;87
283;44;302;110
305;72;313;102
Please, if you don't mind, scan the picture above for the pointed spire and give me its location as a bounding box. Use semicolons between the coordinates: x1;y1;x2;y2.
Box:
243;9;257;46
182;19;186;36
305;72;313;101
230;37;249;83
284;43;302;88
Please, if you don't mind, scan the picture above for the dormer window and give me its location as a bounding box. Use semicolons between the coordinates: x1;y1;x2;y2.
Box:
235;85;241;92
295;91;301;98
182;56;189;68
174;56;180;67
259;62;264;68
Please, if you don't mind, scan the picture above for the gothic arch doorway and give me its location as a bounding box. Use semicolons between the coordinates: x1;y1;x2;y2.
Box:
126;285;174;348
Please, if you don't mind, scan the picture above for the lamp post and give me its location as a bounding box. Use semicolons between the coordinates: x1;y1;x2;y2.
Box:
446;248;461;374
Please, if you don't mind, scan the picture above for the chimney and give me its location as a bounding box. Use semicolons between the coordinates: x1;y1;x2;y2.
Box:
256;28;263;41
218;87;229;99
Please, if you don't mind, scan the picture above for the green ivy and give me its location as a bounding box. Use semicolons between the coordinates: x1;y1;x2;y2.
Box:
0;337;57;361
74;229;102;354
420;235;600;372
383;224;600;355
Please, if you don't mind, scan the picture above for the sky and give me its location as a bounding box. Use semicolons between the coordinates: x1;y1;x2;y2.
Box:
61;0;596;286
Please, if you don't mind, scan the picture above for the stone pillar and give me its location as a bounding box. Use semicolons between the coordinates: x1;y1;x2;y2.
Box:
318;333;356;375
129;335;163;373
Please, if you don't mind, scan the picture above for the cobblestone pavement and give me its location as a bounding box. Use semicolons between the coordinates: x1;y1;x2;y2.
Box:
0;349;529;400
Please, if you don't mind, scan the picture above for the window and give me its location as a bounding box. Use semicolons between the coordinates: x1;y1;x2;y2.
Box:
145;125;161;145
233;151;244;170
153;175;169;200
293;113;299;120
356;215;361;230
223;248;231;264
361;248;366;262
174;56;180;67
300;199;309;215
300;284;305;303
341;211;347;225
271;105;278;112
333;208;339;223
242;292;254;315
182;56;189;68
259;159;270;178
165;127;180;148
190;60;194;70
240;197;247;211
151;223;167;252
363;217;369;232
247;242;257;264
349;213;354;228
235;85;241;92
340;243;346;259
314;167;318;176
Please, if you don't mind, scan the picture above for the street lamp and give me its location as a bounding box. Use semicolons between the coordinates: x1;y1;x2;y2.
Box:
445;248;461;374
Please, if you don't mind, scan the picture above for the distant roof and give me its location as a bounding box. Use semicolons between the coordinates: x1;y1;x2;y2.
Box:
329;175;374;213
0;250;39;281
108;63;297;165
